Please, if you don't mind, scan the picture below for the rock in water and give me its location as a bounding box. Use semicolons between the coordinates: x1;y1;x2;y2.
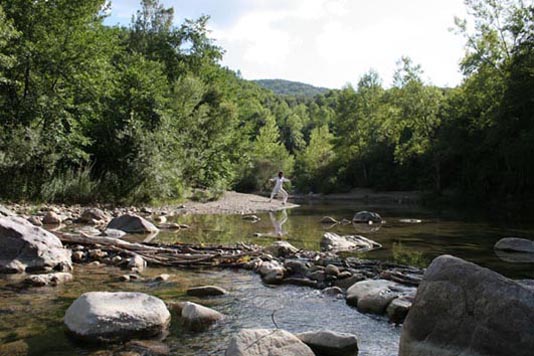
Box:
494;237;534;253
102;228;127;238
399;255;534;356
107;214;159;234
0;216;72;273
64;292;170;342
24;272;73;287
346;279;402;314
226;329;315;356
263;241;298;257
297;330;359;356
320;216;339;224
180;302;224;331
320;232;381;253
352;211;382;223
186;285;228;297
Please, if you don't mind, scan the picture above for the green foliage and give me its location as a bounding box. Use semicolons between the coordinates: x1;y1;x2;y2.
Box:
41;167;99;204
1;0;533;204
295;125;335;192
253;79;329;97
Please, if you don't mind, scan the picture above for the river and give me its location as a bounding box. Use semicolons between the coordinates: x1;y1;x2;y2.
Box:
0;200;532;355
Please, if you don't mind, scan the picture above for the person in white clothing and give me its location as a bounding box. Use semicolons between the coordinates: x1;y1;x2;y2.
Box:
269;171;290;204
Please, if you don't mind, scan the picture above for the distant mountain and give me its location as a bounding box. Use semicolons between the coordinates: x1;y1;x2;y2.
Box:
252;79;330;97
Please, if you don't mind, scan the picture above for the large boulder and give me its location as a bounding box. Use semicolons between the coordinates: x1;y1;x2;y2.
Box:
226;329;315;356
64;292;170;342
107;214;158;234
0;216;72;273
320;232;381;253
346;279;402;314
180;302;224;331
352;211;382;223
494;237;534;253
399;255;534;356
296;330;359;356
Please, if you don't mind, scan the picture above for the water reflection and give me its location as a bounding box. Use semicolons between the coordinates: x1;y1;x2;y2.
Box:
269;209;288;237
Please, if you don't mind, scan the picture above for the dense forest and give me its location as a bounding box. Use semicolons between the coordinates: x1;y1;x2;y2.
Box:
0;0;533;204
252;79;329;98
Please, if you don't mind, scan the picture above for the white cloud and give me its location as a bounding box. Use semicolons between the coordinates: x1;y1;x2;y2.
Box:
213;0;468;88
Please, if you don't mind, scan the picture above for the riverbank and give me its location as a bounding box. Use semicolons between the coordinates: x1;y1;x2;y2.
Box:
1;191;299;218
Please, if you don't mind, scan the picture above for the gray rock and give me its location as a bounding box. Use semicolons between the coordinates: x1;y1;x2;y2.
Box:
322;287;344;297
226;329;314;356
181;302;224;331
257;260;285;284
72;251;85;263
320;232;381;253
346;279;401;314
186;285;227;297
307;270;326;282
127;255;146;272
334;274;365;290
24;272;73;287
80;208;109;224
0;205;15;217
242;215;260;221
386;296;412;324
284;260;309;276
0;216;72;273
399;255;534;356
263;241;298;257
154;274;170;282
494;237;534;253
64;292;170;342
325;264;340;276
102;228;127;238
320;216;338;224
352;211;382;223
297;330;359;356
27;216;43;226
107;214;159;234
42;211;62;225
284;277;319;288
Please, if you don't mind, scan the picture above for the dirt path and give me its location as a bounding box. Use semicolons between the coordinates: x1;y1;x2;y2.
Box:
181;191;299;215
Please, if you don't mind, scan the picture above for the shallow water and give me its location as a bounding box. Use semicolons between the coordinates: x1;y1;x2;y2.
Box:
1;200;533;355
155;200;534;279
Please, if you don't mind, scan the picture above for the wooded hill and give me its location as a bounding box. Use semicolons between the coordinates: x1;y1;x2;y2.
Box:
252;79;330;97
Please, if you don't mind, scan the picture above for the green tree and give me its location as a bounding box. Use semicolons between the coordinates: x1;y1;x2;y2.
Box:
295;125;335;192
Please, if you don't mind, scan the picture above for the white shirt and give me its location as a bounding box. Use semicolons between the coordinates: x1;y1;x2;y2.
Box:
272;177;288;191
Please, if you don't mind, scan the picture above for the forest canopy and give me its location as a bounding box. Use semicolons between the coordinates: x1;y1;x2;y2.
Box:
0;0;533;204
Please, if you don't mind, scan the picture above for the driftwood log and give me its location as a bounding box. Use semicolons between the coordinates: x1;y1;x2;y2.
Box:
56;232;262;268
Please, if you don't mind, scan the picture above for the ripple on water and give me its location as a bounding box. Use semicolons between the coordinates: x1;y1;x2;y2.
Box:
0;267;400;356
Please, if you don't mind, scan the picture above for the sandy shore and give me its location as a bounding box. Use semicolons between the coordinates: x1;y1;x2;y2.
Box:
181;191;299;215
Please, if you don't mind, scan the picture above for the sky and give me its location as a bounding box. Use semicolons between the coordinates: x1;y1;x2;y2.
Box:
105;0;469;89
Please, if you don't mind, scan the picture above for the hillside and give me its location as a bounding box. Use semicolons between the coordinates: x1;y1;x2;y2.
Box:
252;79;330;97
